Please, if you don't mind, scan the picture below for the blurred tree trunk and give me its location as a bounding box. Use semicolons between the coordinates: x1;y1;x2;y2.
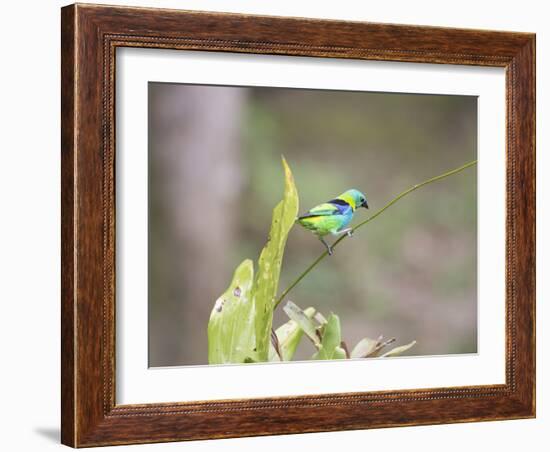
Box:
149;84;246;366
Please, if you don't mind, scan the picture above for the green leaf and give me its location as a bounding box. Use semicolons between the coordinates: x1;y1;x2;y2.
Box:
380;340;417;357
252;157;299;361
333;345;348;359
282;301;320;347
208;157;299;364
268;307;316;361
207;259;257;364
312;313;346;360
350;337;379;359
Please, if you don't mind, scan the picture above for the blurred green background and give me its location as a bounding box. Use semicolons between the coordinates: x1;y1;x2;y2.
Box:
148;82;477;367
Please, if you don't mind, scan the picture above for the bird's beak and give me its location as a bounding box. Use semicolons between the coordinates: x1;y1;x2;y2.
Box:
362;200;369;209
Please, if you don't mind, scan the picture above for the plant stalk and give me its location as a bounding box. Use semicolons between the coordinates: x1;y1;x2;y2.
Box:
274;159;477;309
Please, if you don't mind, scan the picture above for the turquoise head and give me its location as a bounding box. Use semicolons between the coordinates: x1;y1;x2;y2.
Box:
337;189;369;210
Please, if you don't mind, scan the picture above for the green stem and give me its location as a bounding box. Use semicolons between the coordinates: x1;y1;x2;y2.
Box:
274;159;477;309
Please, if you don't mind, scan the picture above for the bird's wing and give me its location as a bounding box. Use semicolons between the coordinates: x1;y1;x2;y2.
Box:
298;202;347;219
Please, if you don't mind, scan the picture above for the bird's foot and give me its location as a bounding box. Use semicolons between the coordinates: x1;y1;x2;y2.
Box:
340;228;354;238
319;237;334;256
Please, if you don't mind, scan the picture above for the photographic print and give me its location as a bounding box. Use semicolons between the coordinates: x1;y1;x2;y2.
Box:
148;83;477;367
61;5;535;445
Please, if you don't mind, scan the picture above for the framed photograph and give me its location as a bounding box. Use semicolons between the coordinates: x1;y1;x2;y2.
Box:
61;3;535;447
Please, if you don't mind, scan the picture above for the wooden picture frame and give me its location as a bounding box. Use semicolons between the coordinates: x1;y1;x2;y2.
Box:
61;3;535;447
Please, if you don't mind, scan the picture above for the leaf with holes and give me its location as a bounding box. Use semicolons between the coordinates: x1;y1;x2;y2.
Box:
208;157;299;364
252;156;299;361
207;259;257;364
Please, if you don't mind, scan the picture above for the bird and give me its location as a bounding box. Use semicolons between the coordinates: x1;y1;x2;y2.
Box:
296;189;369;255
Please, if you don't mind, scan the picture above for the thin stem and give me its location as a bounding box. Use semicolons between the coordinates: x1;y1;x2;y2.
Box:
274;159;477;309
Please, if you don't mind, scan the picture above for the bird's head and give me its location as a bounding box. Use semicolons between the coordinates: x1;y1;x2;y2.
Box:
339;189;369;210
